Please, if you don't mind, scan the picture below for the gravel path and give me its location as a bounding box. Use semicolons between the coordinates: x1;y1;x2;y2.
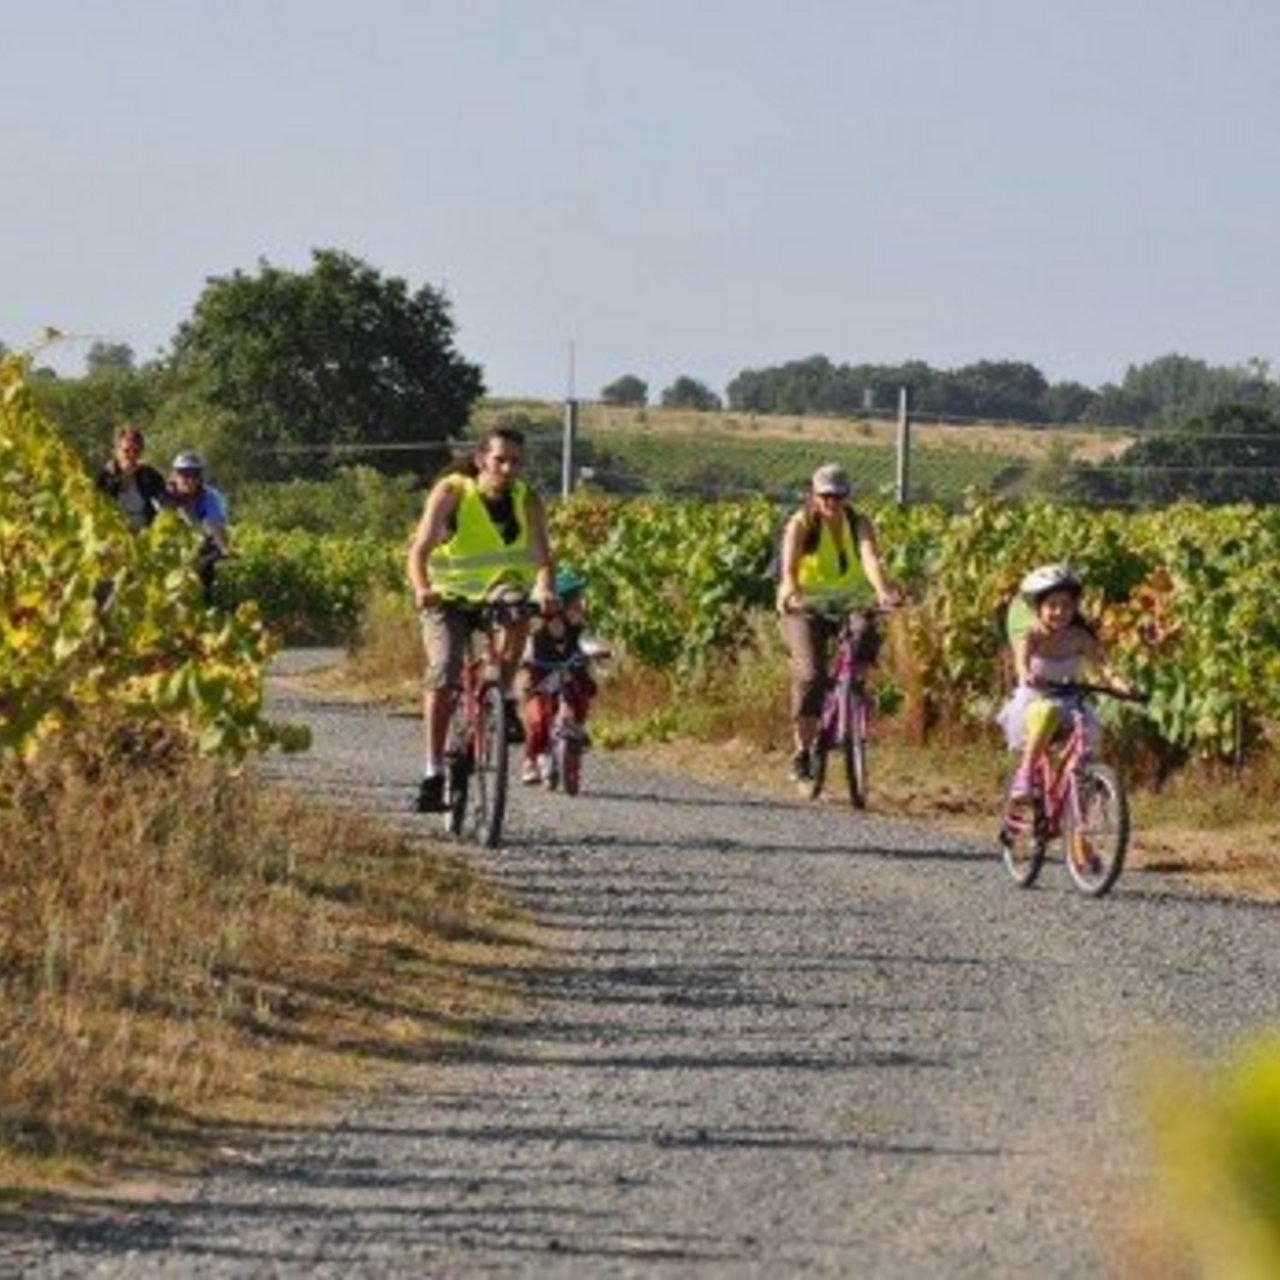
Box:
7;650;1280;1277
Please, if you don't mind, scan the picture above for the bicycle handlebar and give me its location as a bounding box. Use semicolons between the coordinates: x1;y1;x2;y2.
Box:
526;651;589;672
424;592;542;629
1036;679;1150;705
785;592;900;619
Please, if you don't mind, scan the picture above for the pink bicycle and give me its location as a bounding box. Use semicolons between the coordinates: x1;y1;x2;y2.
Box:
998;680;1145;897
794;596;892;810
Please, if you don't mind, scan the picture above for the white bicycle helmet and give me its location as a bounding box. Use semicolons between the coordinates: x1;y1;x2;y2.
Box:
171;450;204;473
1019;562;1082;602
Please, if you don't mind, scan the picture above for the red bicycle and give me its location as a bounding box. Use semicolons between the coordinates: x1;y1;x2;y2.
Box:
442;591;537;847
998;681;1145;897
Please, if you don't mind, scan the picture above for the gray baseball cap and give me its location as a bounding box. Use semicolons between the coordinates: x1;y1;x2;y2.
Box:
811;463;851;497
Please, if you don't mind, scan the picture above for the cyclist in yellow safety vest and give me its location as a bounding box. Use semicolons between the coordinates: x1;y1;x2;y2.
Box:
406;425;556;813
776;462;900;785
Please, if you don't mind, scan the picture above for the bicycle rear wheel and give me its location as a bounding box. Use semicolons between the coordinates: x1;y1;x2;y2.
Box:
465;684;510;847
841;691;868;810
998;771;1048;887
1062;762;1128;897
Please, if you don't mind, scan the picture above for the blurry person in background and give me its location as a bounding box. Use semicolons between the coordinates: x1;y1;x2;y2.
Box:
95;425;168;532
168;450;232;602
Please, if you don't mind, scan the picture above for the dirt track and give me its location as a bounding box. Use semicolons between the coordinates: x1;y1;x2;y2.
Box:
6;652;1280;1277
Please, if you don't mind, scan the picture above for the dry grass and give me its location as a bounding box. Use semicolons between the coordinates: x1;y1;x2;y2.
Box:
342;585;424;704
0;741;535;1194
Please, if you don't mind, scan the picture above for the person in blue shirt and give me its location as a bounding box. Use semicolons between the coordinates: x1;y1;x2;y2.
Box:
167;451;231;602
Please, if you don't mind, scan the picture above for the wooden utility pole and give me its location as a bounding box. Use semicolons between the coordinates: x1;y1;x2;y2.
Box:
561;341;578;498
895;386;912;506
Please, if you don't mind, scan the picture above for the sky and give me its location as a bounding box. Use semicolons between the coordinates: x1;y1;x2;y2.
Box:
4;0;1279;399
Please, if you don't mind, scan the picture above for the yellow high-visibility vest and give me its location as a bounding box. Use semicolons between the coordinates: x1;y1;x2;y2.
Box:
427;475;536;601
796;509;872;602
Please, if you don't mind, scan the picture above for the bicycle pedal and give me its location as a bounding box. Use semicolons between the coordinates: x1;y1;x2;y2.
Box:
1001;811;1030;835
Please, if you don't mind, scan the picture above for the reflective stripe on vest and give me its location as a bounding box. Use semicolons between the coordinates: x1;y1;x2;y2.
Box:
796;512;872;602
427;476;536;601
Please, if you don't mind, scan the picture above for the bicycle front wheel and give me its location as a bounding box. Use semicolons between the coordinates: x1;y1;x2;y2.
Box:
841;691;868;810
805;734;828;800
1062;762;1128;897
552;712;584;797
466;684;511;848
999;770;1047;888
556;733;581;796
443;706;470;838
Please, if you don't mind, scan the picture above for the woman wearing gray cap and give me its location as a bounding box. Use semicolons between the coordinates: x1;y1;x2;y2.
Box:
776;463;900;784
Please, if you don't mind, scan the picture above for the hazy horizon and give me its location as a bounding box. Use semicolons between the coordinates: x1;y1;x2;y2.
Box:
5;1;1278;400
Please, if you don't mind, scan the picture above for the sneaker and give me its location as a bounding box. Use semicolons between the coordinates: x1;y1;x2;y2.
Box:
415;774;447;813
789;749;812;783
520;758;541;786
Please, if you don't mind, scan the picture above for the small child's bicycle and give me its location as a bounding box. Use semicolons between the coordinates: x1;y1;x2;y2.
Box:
525;650;595;796
793;594;893;810
997;680;1146;897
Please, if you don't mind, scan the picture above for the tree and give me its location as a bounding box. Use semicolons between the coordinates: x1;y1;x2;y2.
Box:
601;374;648;407
32;369;164;468
166;249;484;475
86;341;136;377
1045;380;1099;424
660;376;722;412
1071;403;1280;505
944;360;1050;421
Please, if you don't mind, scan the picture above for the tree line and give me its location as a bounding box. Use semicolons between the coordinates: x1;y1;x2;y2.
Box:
9;244;1280;507
601;352;1280;431
602;354;1280;508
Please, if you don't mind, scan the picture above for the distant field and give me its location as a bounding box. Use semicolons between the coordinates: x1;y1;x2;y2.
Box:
576;428;1018;504
476;400;1132;505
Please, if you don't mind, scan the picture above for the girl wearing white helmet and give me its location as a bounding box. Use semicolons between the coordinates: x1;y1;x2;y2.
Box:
996;563;1132;800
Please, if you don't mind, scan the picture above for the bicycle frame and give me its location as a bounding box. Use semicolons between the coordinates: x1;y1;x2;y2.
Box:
820;616;871;748
1031;700;1090;839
